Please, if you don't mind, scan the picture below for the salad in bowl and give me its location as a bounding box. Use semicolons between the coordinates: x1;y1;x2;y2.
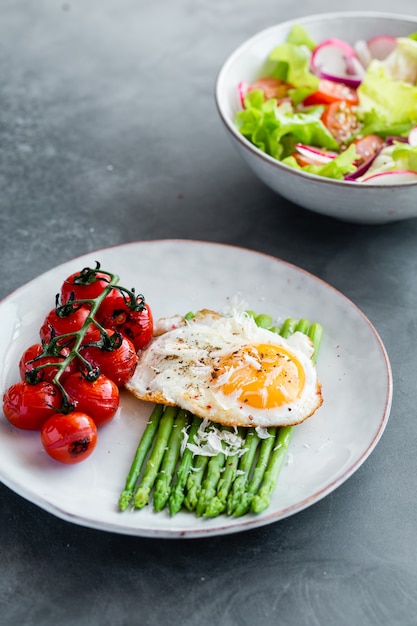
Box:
236;24;417;184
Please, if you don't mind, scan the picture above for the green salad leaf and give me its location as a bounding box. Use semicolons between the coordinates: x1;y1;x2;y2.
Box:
285;23;317;51
391;142;417;172
236;91;338;161
259;25;319;104
358;38;417;126
355;110;413;139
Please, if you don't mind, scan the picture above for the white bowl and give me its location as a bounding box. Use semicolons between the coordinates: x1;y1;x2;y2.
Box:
215;11;417;224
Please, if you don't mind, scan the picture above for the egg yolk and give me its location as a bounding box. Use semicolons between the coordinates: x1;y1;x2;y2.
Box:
216;343;305;409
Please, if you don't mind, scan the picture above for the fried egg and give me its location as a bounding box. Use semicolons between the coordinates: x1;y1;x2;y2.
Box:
125;310;323;428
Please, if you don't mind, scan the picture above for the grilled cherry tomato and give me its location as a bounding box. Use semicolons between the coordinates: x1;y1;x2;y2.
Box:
321;100;360;145
303;79;359;106
41;412;98;464
351;134;385;166
63;372;120;427
19;343;78;384
3;381;62;430
249;77;292;101
80;330;138;387
60;269;112;304
98;299;153;352
40;304;96;345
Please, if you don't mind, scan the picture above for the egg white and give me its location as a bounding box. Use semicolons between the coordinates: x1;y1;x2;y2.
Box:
125;310;323;428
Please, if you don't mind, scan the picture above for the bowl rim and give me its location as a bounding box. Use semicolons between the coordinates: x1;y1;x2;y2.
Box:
214;10;417;189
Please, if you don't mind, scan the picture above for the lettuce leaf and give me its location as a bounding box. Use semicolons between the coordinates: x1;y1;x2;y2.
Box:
236;91;339;160
381;37;417;84
355;109;413;139
391;142;417;172
357;38;417;127
285;24;317;51
261;29;319;104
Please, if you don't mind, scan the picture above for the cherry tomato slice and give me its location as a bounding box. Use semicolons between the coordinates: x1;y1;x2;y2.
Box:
303;79;359;106
19;343;78;384
351;134;385;166
249;77;292;101
3;381;62;430
80;330;138;387
321;100;360;145
63;372;120;427
41;412;98;464
61;269;112;304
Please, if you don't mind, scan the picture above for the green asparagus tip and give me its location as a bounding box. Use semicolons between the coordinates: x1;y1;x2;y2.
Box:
184;489;200;512
233;493;252;517
168;496;183;517
203;496;226;518
118;490;133;511
251;493;270;514
153;489;170;512
133;487;151;510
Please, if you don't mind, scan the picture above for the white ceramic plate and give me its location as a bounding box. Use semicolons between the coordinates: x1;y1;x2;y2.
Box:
0;240;392;538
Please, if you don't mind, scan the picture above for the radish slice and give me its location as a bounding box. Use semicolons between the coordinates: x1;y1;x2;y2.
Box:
311;38;363;88
353;40;373;69
237;81;250;108
367;35;397;60
345;55;366;79
295;144;336;164
408;126;417;147
361;169;417;184
311;38;356;73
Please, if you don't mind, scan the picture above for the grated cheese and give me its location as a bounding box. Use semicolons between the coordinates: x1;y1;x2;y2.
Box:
182;418;248;457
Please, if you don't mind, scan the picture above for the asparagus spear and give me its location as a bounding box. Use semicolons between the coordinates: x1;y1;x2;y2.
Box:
118;403;164;511
183;454;209;511
226;429;261;515
153;409;190;512
168;414;202;516
133;406;178;509
250;426;293;514
232;427;276;517
195;441;229;517
203;440;242;518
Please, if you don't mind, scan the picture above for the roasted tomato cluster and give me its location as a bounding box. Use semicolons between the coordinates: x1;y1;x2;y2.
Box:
2;264;153;464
